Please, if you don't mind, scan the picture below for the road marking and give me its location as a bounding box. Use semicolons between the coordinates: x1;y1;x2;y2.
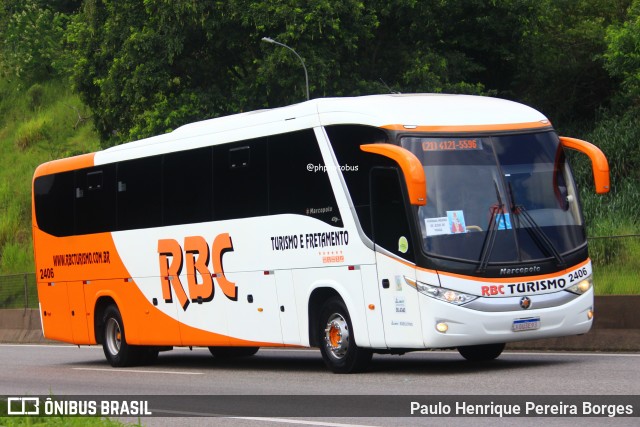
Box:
72;367;203;375
153;411;378;427
229;417;379;427
502;351;640;357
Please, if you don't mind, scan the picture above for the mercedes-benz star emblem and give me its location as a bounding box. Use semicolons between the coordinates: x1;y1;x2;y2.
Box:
520;296;532;310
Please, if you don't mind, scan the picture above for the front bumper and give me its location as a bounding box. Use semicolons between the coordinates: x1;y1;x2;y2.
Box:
419;288;594;348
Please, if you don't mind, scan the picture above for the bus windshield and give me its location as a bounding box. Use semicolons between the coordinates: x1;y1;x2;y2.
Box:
401;132;585;268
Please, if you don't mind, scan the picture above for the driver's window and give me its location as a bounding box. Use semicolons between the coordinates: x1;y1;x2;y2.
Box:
370;167;414;261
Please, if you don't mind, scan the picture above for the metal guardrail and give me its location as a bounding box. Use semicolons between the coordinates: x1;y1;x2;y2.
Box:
0;273;37;309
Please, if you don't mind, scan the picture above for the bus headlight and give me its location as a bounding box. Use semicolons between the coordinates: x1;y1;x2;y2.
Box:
407;278;477;306
566;276;593;295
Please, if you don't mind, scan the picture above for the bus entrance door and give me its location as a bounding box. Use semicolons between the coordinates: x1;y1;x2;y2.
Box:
370;167;424;348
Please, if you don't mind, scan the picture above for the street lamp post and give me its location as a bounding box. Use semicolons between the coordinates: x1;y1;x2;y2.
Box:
262;37;310;101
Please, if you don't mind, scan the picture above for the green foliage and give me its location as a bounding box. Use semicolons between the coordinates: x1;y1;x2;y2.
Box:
0;395;141;426
564;110;640;295
14;114;52;150
604;0;640;109
26;83;45;109
573;111;640;218
70;0;504;146
62;0;637;146
0;0;72;84
0;78;100;275
511;0;632;121
0;414;137;427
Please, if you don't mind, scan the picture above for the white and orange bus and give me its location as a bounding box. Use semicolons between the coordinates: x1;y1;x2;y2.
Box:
32;94;609;373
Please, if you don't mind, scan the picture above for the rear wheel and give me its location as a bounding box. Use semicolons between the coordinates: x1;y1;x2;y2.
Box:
318;297;372;373
102;304;139;367
208;346;259;359
457;343;505;361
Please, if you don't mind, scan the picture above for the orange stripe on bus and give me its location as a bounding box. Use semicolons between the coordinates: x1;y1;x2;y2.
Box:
34;227;284;348
378;251;590;284
437;258;591;284
33;152;96;178
381;121;552;133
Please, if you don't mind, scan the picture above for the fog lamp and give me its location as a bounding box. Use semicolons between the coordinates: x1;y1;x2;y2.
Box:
436;322;449;333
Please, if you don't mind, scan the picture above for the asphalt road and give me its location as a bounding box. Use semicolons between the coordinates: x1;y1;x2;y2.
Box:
1;344;638;426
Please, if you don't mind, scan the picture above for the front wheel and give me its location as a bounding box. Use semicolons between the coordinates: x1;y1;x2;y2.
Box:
318;297;372;373
457;343;505;361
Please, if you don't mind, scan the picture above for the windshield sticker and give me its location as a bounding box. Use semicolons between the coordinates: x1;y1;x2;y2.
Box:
398;236;409;253
447;211;467;234
496;213;513;230
425;217;450;236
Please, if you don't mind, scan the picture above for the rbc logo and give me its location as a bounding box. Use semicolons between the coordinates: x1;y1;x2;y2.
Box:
481;284;505;296
158;233;236;311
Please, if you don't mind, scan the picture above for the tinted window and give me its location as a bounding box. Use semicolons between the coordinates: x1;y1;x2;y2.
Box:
371;167;414;260
325;125;391;237
34;171;75;236
213;139;268;220
75;164;116;234
269;130;341;226
35;128;353;236
117;156;162;230
163;147;213;225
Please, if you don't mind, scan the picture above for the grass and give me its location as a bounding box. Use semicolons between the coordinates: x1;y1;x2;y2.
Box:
587;220;640;295
0;415;138;427
0;398;141;426
564;113;640;295
593;263;640;295
0;78;100;275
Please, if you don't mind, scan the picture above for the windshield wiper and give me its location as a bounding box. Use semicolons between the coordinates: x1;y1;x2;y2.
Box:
476;181;506;273
508;183;565;267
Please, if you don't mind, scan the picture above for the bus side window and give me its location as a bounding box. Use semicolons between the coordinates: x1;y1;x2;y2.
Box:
268;129;341;226
325;125;391;240
370;167;414;261
229;146;250;169
116;155;163;230
213;139;268;220
75;165;116;235
34;171;75;237
163;147;213;226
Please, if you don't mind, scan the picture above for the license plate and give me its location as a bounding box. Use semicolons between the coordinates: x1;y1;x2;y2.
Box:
512;317;540;332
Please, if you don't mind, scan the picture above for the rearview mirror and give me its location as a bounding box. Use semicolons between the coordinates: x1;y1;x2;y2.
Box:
560;136;610;194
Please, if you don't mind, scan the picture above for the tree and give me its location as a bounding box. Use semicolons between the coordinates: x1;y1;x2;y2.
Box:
0;0;70;83
604;0;640;110
511;0;631;122
71;0;495;146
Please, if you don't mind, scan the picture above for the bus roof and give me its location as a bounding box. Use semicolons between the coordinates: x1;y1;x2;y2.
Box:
38;94;551;172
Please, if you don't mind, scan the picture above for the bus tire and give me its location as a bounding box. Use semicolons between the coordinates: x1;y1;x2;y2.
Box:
101;304;138;367
457;343;505;362
208;346;259;358
318;297;372;373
